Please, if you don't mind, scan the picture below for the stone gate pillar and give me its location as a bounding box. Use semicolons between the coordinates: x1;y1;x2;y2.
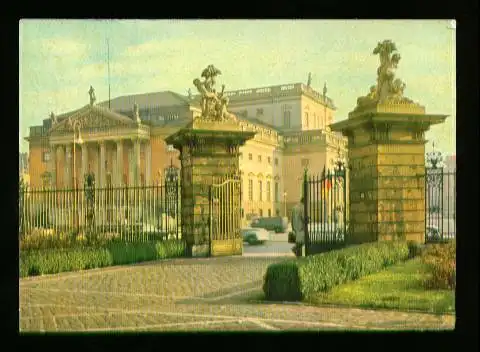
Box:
166;118;255;257
330;40;448;245
165;65;255;257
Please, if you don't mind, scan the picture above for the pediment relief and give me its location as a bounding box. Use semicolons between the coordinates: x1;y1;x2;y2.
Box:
50;105;135;134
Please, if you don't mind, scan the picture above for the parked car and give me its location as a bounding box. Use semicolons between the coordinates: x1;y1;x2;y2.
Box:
241;227;269;245
426;226;455;242
250;216;288;233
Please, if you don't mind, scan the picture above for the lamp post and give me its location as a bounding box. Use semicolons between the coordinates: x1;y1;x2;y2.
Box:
283;191;287;217
68;118;83;229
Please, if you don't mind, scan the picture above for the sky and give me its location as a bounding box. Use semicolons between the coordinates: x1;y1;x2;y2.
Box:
19;19;456;156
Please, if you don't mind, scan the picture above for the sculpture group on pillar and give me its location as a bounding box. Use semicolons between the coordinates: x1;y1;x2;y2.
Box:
193;65;237;121
356;40;416;109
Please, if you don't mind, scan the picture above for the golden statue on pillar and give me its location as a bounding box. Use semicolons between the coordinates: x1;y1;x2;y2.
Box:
193;64;236;121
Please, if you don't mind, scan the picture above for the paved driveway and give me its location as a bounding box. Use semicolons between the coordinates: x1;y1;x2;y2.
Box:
20;255;454;332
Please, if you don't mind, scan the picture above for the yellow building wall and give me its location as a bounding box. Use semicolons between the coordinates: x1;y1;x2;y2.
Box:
300;95;335;131
28;143;47;188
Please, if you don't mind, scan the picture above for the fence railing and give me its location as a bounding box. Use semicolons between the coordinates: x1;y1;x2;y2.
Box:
304;166;348;255
19;181;181;244
425;167;456;243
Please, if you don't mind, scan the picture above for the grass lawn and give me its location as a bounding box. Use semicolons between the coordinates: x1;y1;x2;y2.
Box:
308;258;455;315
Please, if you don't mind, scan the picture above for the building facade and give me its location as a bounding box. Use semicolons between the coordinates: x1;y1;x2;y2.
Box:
25;82;347;222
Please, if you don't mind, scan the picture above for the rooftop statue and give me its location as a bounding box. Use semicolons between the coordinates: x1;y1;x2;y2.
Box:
133;102;141;123
356;40;414;109
88;86;96;106
193;65;236;121
50;112;57;125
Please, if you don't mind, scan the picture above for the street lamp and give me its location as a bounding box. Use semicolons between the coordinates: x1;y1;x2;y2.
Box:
68;118;83;228
283;191;287;217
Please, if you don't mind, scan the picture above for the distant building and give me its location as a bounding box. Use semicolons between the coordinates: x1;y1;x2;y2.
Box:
25;81;346;221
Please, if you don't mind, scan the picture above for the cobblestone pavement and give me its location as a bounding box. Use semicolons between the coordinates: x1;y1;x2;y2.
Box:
19;256;455;332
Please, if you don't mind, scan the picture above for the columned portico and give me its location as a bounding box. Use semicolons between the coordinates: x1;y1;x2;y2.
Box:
116;140;124;186
47;101;151;189
64;144;72;188
81;143;88;182
99;142;106;188
145;141;152;185
134;138;141;185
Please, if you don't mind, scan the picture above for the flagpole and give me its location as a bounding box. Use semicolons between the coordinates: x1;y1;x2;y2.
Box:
107;38;111;109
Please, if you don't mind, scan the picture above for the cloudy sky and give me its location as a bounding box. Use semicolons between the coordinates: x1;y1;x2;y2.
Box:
19;19;456;155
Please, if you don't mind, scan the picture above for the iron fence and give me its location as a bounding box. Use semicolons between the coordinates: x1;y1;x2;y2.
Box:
425;166;456;243
19;178;181;245
303;166;348;255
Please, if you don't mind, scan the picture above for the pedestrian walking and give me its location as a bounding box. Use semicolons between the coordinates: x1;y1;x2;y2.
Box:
291;197;305;257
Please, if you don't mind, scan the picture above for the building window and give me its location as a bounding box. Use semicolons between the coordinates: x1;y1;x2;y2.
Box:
258;155;262;162
258;181;263;201
256;108;264;116
276;209;280;216
268;209;272;217
248;153;253;160
274;182;279;202
267;156;271;164
304;112;309;129
239;153;243;159
301;158;310;167
283;110;291;128
248;179;253;201
42;151;51;163
259;209;263;217
266;181;271;201
274;158;279;166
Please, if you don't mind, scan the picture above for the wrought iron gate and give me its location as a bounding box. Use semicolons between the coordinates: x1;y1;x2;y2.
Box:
425;163;456;243
303;164;348;256
208;176;242;256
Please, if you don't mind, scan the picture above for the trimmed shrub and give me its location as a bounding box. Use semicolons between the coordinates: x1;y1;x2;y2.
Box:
263;241;410;301
20;240;186;278
421;241;456;290
19;247;113;277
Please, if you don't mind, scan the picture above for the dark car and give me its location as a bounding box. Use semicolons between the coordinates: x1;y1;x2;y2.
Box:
251;216;288;233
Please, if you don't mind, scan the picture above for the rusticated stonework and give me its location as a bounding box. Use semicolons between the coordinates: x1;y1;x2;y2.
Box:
166;119;255;257
330;41;448;244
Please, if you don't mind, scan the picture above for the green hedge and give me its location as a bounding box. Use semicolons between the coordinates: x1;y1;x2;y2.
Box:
263;241;410;301
20;240;186;278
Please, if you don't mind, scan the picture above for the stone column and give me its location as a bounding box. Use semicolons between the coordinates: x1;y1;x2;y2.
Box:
64;144;72;188
128;143;134;186
81;143;88;184
99;142;106;188
116;140;124;186
134;138;141;185
145;141;152;186
49;144;57;188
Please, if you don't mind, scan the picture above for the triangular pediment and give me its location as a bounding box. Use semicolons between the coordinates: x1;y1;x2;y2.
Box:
49;105;136;134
